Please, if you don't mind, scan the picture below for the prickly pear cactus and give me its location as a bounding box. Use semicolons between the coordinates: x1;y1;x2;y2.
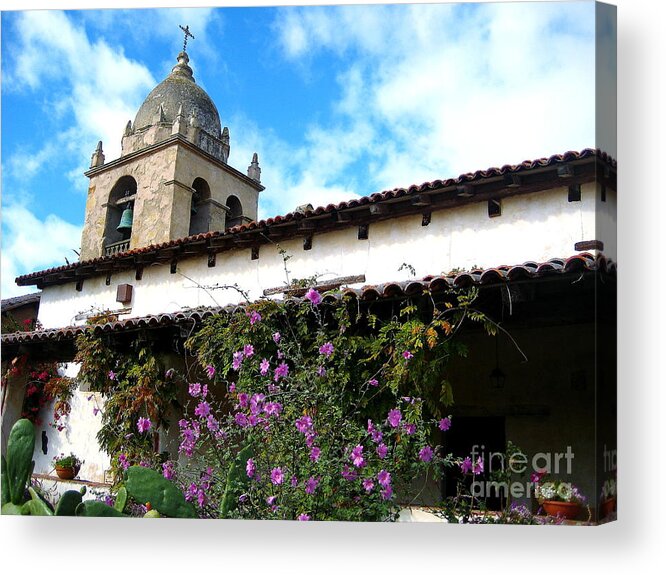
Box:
55;490;84;516
5;419;35;506
125;466;197;518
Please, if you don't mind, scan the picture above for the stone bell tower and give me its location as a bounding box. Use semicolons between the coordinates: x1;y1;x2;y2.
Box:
79;40;264;261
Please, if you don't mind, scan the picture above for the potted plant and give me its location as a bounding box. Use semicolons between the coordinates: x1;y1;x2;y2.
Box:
535;478;586;520
599;478;617;518
53;452;83;480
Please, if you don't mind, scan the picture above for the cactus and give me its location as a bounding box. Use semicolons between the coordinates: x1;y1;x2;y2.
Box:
113;486;128;513
219;444;253;518
125;466;197;518
1;455;9;507
55;490;84;516
5;418;35;505
26;487;54;516
76;500;127;517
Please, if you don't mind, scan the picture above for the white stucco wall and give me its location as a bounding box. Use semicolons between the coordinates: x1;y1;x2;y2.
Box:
37;183;608;329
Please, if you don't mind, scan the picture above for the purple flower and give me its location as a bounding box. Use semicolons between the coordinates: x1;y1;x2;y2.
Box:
305;432;317;448
472;456;484;475
295;415;313;434
206;414;219;432
264;401;283;417
162;461;176;480
274;362;289;382
368;378;379;387
260;358;270;376
270;467;284;485
371;428;383;443
234;412;249;427
272;332;281;344
246;458;256;478
460;457;473;474
189;383;202;397
304;288;322;306
351;444;365;468
377;469;391;487
291;475;299;487
362;478;375;492
438;417;452;431
304;476;320;495
266;495;277;505
319;342;334;357
93;407;100;416
376;443;388;459
310;446;321;462
237;393;249;409
108;370;116;380
402;351;414;360
387;408;402;428
403;423;416;435
118;453;130;471
104;495;114;507
165;368;175;379
243;344;254;358
232;351;244;371
297;513;310;521
205;364;216;379
194;401;210;418
317;365;327;377
248;310;262;325
341;465;357;481
381;485;393;500
419;445;434;463
137;417;152;433
238;494;248;503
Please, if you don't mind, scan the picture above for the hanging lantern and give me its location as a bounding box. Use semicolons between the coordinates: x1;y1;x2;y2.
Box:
117;205;134;233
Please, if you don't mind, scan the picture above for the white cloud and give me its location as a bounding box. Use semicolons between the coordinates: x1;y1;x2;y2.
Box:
1;204;82;299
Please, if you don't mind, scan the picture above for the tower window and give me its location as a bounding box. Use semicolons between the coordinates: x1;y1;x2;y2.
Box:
568;184;581;202
225;195;243;229
104;175;137;256
189;178;211;236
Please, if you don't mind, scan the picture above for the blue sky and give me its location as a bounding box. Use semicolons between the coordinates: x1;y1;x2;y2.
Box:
1;1;604;298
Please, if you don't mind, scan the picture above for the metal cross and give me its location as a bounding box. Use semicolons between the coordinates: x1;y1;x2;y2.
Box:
179;24;195;52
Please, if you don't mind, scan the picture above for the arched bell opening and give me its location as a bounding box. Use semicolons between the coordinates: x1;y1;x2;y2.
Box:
103;175;137;256
189;177;211;236
225;195;243;229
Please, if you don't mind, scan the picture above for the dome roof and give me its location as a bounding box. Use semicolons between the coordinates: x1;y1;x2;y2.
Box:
133;52;221;138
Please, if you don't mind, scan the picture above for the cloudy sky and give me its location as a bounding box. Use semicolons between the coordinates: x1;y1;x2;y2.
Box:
1;1;607;298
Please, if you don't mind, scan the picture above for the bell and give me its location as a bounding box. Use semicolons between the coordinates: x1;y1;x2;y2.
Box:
117;206;134;233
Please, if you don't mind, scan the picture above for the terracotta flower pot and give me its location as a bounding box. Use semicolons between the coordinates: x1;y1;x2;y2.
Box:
600;497;616;518
55;465;79;480
542;500;581;520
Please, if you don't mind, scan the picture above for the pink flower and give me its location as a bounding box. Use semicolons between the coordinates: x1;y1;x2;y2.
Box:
232;351;244;371
381;485;393;500
206;414;219;432
351;444;365;468
246;458;256;478
272;332;281;344
266;495;277;505
291;475;299;487
188;383;201;397
243;344;254;358
460;457;473;474
295;416;313;433
341;465;357;481
264;401;283;417
304;476;319;494
438;417;451;431
304;288;322;306
403;423;416;435
317;365;327;377
418;445;434;462
310;446;321;462
270;467;284;485
297;513;310;521
248;310;262;325
118;453;130;471
368;378;379;387
162;461;176;480
274;362;289;382
260;358;270;376
387;408;402;428
362;478;374;492
376;443;388;459
205;364;216;379
319;342;334;357
194;401;210;418
108;370;116;381
137;417;151;433
377;469;391;487
402;351;413;360
472;456;484;476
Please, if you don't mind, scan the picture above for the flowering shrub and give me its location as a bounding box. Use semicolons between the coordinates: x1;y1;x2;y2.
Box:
162;287;493;521
534;478;586;505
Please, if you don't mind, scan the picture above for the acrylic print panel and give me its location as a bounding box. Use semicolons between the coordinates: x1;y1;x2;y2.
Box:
0;1;616;525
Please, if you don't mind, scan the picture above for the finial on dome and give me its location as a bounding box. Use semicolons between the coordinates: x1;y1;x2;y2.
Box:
171;51;195;82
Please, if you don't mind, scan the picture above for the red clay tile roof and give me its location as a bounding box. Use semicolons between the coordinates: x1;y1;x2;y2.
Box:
2;253;614;349
15;148;615;288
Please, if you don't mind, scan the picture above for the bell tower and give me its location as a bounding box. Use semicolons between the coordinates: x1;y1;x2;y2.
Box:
79;34;264;261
